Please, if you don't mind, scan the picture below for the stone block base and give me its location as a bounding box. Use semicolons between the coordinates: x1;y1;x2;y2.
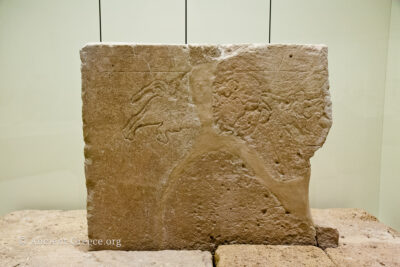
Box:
0;208;399;266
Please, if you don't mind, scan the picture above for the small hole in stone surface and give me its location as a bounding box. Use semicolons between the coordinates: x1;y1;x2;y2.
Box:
261;208;267;214
289;54;293;58
275;160;280;164
241;163;246;168
264;193;269;198
285;210;290;214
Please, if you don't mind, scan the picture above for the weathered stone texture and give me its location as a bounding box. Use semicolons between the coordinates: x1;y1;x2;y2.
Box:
215;245;335;267
312;208;400;266
0;210;213;267
315;225;339;249
326;242;400;267
81;44;332;250
1;209;398;266
311;208;400;244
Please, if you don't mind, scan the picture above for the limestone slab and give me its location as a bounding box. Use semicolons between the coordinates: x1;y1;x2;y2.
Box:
326;242;400;267
312;208;400;266
0;210;212;267
215;244;335;267
1;209;399;266
81;44;332;250
311;208;400;244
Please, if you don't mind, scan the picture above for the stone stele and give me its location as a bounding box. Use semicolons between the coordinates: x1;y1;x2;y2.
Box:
81;43;332;251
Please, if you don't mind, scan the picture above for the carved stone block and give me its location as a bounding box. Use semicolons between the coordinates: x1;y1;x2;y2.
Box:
81;44;332;251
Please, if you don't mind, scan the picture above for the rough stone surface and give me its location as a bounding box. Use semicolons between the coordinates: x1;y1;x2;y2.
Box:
312;208;400;266
0;210;212;267
311;208;400;244
315;225;339;249
1;209;399;266
215;245;335;267
326;242;400;267
81;43;332;250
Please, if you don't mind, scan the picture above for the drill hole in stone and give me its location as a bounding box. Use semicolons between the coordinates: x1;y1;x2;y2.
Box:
289;54;293;58
261;208;267;214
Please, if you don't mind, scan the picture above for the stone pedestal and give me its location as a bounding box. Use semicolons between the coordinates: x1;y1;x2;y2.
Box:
1;209;398;266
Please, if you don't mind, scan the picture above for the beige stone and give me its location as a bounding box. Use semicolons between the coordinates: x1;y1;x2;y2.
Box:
81;44;332;250
311;208;400;244
312;208;400;266
215;244;335;267
326;242;400;267
315;225;339;249
1;209;399;266
0;210;212;267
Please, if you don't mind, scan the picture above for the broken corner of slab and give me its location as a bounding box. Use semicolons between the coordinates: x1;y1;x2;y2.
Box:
81;43;332;250
315;225;339;249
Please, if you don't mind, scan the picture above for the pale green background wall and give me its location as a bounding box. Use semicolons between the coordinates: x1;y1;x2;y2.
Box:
0;0;98;212
380;0;400;230
0;0;399;230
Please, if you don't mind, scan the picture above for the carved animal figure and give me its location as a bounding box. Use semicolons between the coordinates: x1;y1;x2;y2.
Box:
122;79;195;144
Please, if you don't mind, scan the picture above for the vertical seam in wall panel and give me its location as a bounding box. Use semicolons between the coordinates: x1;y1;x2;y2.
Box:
377;1;394;220
269;0;272;43
99;0;102;42
185;0;187;44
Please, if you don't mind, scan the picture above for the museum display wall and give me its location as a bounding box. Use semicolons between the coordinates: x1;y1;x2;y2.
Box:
0;0;399;231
